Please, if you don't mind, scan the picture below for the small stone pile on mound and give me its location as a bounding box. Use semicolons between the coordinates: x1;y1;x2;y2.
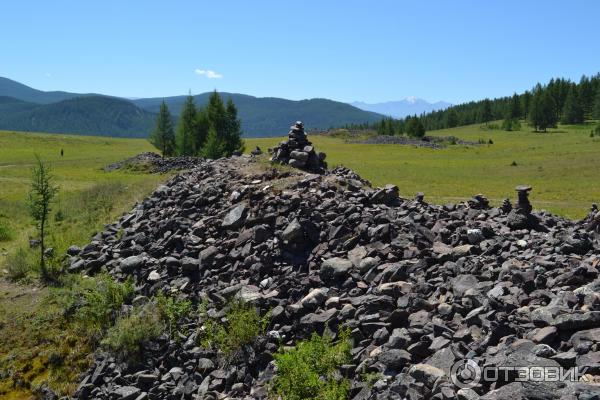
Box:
270;121;327;173
105;152;202;173
67;157;600;400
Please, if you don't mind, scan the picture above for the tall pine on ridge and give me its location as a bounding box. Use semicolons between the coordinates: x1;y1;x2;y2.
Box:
176;95;197;156
149;101;176;157
224;98;244;155
562;85;585;124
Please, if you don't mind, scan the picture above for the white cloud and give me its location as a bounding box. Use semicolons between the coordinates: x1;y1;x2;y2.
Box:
194;69;223;79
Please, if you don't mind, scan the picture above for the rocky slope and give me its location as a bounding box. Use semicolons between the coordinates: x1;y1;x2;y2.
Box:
68;155;600;399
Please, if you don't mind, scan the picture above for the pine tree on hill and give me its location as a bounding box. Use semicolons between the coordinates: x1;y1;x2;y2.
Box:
149;101;176;157
194;108;210;153
508;93;521;120
224;98;245;155
579;75;595;118
176;95;197;156
481;99;493;125
405;116;425;137
206;90;228;136
521;91;531;119
593;89;600;119
530;90;558;132
562;85;585;124
445;109;459;128
202;126;223;159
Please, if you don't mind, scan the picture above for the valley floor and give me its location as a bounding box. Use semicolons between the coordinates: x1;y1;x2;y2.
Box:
247;121;600;219
0;120;599;396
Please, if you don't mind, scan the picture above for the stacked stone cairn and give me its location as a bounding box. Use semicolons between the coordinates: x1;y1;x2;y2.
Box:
270;121;327;173
507;185;539;230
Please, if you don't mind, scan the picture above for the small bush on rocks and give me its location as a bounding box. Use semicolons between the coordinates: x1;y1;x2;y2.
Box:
52;274;134;341
5;248;33;281
200;299;269;359
0;219;14;241
101;305;164;359
272;329;352;400
156;291;192;338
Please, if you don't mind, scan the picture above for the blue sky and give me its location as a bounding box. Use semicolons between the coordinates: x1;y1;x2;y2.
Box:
1;0;599;104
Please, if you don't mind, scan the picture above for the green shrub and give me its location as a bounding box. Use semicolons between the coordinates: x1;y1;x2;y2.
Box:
0;219;14;241
502;118;521;131
484;123;500;130
62;182;127;224
156;291;192;338
5;248;33;281
51;274;134;341
101;305;164;359
271;329;352;400
361;371;384;388
200;299;270;359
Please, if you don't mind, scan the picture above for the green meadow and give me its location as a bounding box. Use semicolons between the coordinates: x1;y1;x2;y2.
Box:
0;130;166;261
0;130;170;398
247;122;600;219
0;122;599;397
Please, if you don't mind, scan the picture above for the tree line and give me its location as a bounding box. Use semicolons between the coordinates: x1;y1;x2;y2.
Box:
346;73;600;135
149;91;244;158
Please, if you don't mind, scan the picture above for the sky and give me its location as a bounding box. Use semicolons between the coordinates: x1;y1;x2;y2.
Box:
1;0;600;104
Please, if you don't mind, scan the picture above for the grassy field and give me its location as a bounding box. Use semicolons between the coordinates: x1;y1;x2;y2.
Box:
0;130;167;265
247;121;600;219
1;121;599;397
0;130;168;398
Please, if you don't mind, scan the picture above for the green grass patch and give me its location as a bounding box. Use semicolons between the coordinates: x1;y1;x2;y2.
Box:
101;304;164;360
50;274;135;342
271;329;352;400
0;219;14;242
200;299;270;360
156;291;193;339
247;120;600;219
0;130;170;397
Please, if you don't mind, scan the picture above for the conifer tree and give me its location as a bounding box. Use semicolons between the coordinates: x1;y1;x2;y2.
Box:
562;85;584;124
28;156;58;280
481;99;493;125
224;98;244;155
508;93;521;120
593;89;600;119
405;116;425;137
149;101;176;157
202;127;223;159
194;108;210;153
445;109;458;128
206;90;228;135
528;91;543;131
521;91;531;119
530;90;557;132
176;95;197;156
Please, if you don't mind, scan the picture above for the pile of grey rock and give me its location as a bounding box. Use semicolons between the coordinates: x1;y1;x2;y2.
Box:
105;152;202;173
66;156;600;400
270;121;327;173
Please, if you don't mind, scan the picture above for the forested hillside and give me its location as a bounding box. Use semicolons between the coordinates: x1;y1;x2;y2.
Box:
0;96;155;137
0;77;382;138
135;94;383;137
347;74;600;135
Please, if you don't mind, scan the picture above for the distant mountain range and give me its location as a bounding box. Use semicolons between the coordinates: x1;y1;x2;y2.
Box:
350;97;451;119
0;77;384;138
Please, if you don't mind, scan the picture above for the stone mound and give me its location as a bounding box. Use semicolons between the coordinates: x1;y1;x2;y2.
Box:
105;152;202;173
269;121;327;173
68;157;600;399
